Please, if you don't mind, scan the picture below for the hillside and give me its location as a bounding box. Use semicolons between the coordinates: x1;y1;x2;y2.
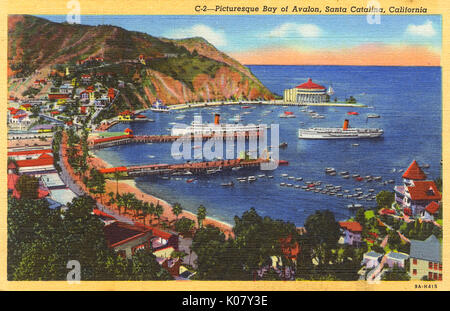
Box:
8;15;274;107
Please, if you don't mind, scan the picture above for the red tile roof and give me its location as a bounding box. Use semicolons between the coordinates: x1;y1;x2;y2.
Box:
407;181;441;201
8;149;52;157
16;153;54;168
103;221;151;247
8;162;17;169
425;201;440;214
402;160;427;180
296;78;326;90
93;209;116;220
339;221;362;232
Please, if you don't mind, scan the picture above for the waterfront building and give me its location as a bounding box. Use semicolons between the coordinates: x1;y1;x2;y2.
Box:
394;160;441;217
283;78;330;104
409;235;442;280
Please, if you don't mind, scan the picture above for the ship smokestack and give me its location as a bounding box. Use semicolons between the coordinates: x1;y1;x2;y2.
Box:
214;114;220;125
343;119;349;130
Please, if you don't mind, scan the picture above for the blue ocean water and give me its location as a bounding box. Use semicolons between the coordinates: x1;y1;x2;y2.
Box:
94;65;442;226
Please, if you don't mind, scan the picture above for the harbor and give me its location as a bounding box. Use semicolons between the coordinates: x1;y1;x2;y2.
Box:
93;65;441;226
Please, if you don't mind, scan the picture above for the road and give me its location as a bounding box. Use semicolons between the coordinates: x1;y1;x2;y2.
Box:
57;145;133;224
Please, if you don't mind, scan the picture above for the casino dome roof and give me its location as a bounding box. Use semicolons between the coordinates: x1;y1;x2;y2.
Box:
296;78;326;90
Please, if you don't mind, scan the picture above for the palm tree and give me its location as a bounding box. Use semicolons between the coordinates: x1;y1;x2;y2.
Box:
107;191;115;206
197;205;207;228
113;169;122;195
148;203;155;225
141;202;150;225
121;193;136;215
172;203;183;221
115;193;123;215
154;203;163;225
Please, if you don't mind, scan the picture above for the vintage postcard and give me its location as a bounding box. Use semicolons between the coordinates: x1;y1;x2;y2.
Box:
0;0;448;293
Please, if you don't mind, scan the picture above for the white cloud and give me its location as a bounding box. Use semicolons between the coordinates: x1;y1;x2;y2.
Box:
268;23;322;38
406;20;436;37
166;24;227;47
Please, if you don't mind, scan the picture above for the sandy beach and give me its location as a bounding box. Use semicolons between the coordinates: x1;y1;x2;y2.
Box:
88;153;235;237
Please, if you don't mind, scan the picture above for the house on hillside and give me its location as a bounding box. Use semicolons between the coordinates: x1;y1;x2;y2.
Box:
394;160;441;217
385;252;409;269
409;235;442;280
421;201;440;221
362;251;383;269
339;221;362;246
103;221;153;259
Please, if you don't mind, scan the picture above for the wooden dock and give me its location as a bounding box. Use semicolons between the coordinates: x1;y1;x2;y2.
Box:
89;133;261;150
99;158;274;177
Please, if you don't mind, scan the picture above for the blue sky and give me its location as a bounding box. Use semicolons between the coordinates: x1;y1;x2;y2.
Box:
37;15;442;51
35;15;442;66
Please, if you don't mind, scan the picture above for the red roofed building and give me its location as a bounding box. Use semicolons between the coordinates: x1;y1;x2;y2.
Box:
16;153;55;174
8;149;53;161
403;160;427;183
103;221;178;259
103;221;153;259
296;78;326;90
421;201;440;221
339;221;362;246
284;78;330;104
92;209;117;225
395;160;441;217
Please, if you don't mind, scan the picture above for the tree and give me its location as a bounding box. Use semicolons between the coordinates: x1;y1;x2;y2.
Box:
12;240;66;280
382;264;410;281
355;208;366;228
376;191;395;209
192;225;245;280
233;208;298;280
15;175;39;199
172;202;183;221
197;205;207;228
303;210;341;268
120;192;137;215
130;249;172;280
175;217;195;235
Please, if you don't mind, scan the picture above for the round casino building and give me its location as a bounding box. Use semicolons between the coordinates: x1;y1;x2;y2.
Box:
283;78;332;104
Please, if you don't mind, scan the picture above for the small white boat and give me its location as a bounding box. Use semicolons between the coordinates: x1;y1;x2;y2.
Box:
232;166;242;171
367;114;380;118
248;176;257;182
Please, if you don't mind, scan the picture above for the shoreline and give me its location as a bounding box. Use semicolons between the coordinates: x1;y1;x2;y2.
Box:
88;153;235;237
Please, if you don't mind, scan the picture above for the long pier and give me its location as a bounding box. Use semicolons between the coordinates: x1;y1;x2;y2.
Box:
98;158;282;177
89;133;261;150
